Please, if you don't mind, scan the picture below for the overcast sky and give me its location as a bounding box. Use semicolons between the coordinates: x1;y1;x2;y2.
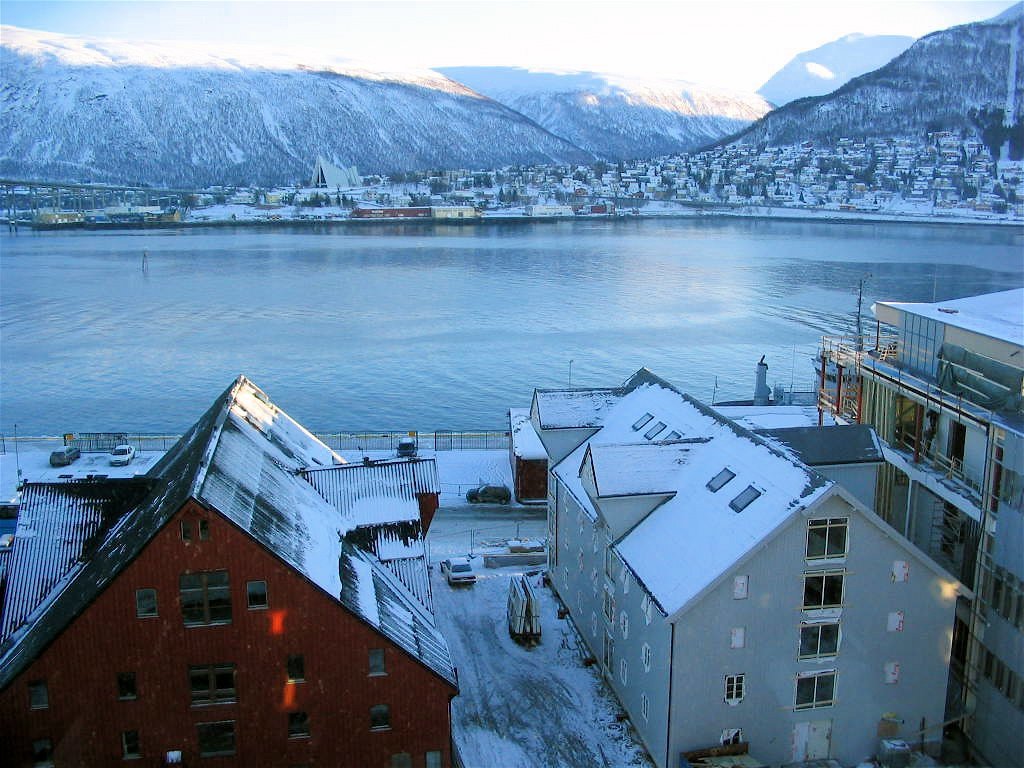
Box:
2;0;1018;91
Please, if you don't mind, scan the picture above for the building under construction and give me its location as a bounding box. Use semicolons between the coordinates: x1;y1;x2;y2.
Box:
818;288;1023;765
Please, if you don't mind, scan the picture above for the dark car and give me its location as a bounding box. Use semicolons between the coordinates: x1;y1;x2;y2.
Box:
49;445;81;467
396;436;417;458
465;484;511;504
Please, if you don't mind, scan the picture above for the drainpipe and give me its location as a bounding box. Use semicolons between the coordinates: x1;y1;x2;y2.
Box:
666;621;675;768
818;351;827;426
914;404;924;463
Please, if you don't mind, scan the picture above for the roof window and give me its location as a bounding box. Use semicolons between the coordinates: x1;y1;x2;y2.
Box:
707;468;736;492
665;431;682;440
632;413;654;431
729;485;762;512
643;421;667;440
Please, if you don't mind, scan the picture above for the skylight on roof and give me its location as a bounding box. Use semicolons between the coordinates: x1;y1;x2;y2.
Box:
665;431;681;440
706;468;736;492
729;485;762;513
643;421;667;440
632;413;654;431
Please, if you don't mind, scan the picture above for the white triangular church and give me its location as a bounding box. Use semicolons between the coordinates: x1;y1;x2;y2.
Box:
310;156;360;188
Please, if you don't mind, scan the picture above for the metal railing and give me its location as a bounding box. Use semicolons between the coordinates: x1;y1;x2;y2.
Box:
14;430;511;453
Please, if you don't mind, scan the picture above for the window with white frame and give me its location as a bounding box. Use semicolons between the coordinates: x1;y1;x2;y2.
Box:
799;622;840;658
620;658;628;684
806;518;848;560
725;674;745;704
795;670;836;709
603;586;615;623
733;575;749;600
641;692;649;721
620;610;629;639
641;643;651;672
802;572;844;609
721;729;742;745
730;627;746;649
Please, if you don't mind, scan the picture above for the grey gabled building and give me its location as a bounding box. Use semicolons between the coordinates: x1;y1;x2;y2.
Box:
532;369;964;767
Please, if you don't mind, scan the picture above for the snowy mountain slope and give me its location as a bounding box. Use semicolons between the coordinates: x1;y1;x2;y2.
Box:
724;5;1024;150
436;67;772;160
758;33;915;107
0;26;592;187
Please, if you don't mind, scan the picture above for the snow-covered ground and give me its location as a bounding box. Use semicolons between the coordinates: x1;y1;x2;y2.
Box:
432;564;654;768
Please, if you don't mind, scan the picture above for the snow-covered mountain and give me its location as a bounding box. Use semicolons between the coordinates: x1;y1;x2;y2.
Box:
436;67;772;161
724;4;1023;151
0;26;592;187
758;34;915;107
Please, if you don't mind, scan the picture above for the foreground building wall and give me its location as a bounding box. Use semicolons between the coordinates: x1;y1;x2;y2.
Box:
0;499;454;767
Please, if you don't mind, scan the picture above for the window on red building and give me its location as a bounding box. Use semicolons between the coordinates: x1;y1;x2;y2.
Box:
118;672;137;700
32;738;53;767
189;664;237;705
287;655;305;683
28;680;48;710
135;588;158;618
370;704;391;731
122;730;141;759
369;648;386;676
288;712;310;739
197;721;235;757
246;580;268;610
180;571;231;626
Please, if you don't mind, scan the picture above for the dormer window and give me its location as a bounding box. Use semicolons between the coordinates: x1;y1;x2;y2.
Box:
632;413;654;431
729;485;762;512
707;468;736;493
643;421;667;440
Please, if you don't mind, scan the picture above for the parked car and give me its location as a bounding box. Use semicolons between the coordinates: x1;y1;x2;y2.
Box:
396;436;417;458
466;484;511;504
49;445;81;467
109;445;136;466
440;556;477;586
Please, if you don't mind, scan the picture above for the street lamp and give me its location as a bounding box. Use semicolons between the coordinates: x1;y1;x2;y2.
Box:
568;359;574;387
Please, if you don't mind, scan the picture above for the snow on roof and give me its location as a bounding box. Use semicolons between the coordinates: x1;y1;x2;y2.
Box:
712;404;834;430
875;288;1024;347
199;413;349;599
303;458;438;528
533;388;622;429
552;374;829;618
586;441;705;497
340;542;455;685
509;408;547;460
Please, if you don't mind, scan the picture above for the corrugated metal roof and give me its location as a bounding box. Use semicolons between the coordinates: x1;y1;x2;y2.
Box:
303;458;440;528
0;479;153;641
339;542;455;686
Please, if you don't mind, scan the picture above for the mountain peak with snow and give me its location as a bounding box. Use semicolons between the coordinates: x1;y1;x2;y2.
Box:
758;33;915;107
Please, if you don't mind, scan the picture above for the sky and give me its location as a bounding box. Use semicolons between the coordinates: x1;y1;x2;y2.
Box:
1;0;1018;91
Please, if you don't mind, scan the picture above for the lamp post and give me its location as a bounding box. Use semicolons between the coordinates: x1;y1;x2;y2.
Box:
568;359;574;387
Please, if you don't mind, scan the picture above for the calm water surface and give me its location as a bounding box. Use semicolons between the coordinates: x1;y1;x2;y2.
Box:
2;219;1022;435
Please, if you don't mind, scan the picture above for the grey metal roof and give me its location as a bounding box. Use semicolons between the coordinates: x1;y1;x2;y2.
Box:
0;376;455;692
0;479;153;640
756;425;884;466
339;541;455;686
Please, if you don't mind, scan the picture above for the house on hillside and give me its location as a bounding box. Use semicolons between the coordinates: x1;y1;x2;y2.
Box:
0;376;457;767
532;369;963;768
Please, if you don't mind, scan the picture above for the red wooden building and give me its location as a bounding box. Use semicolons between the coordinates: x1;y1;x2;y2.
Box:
0;377;457;767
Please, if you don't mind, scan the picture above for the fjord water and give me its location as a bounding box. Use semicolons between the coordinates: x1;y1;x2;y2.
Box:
2;219;1021;436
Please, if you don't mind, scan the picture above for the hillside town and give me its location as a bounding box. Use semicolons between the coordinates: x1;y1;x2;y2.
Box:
14;133;1024;229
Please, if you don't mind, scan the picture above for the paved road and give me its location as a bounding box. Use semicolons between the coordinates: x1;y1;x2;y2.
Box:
427;502;546;560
